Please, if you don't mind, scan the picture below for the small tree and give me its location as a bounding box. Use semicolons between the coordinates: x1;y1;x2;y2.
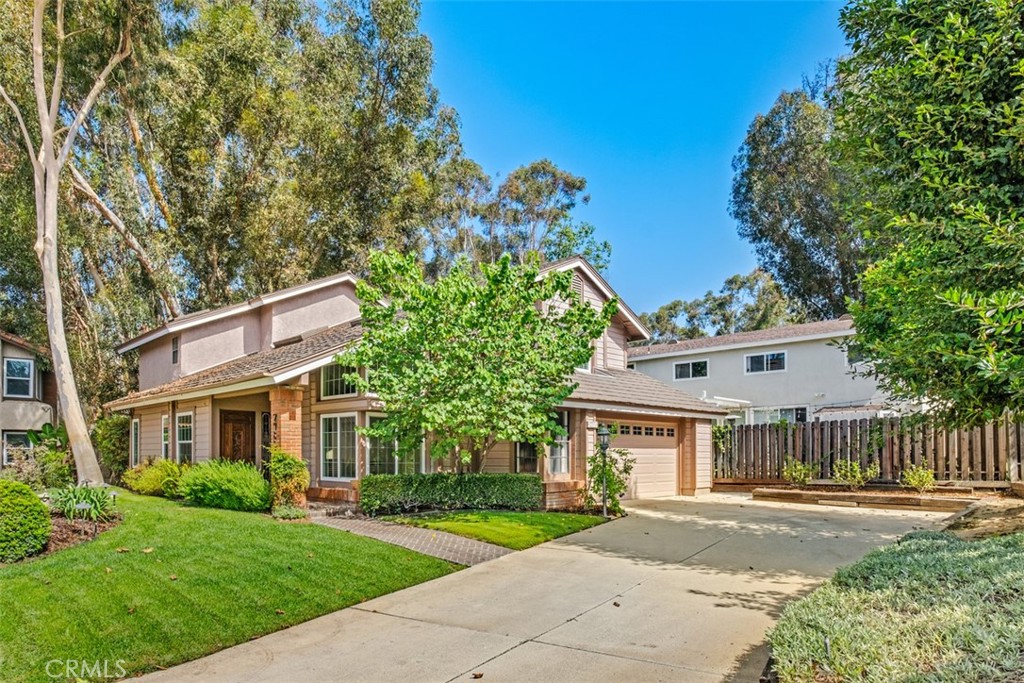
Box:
341;251;615;470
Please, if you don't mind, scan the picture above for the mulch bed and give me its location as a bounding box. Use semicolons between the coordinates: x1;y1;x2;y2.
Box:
42;514;122;556
946;496;1024;540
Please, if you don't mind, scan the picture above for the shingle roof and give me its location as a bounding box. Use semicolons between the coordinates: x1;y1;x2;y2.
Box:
106;322;363;410
0;330;49;357
569;368;727;415
628;317;854;358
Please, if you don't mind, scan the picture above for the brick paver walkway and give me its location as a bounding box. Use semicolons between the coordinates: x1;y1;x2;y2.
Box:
315;517;514;566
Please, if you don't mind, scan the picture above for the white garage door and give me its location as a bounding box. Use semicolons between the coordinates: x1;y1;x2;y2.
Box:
611;421;679;499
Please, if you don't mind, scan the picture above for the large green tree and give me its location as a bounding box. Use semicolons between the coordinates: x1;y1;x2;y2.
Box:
731;72;861;320
340;251;615;469
640;269;804;344
838;0;1024;424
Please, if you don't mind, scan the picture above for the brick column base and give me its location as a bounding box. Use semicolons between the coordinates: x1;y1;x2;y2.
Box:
269;387;304;459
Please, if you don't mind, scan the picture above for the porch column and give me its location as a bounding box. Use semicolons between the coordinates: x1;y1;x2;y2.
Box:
269;386;304;459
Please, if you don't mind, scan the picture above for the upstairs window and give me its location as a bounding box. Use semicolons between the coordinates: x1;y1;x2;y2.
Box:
745;351;786;374
321;365;358;398
3;358;33;398
674;359;708;380
171;336;179;365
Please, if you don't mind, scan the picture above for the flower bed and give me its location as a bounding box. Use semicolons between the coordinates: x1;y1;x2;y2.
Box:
752;486;977;512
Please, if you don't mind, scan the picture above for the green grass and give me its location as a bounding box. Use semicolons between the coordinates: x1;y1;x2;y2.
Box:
387;510;605;550
769;531;1024;683
0;492;455;683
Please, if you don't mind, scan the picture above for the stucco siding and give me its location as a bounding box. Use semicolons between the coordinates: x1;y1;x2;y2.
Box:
180;310;261;377
269;282;361;346
138;336;177;390
0;338;52;432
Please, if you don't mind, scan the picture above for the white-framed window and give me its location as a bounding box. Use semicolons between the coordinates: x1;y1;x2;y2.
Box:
320;413;357;480
750;406;808;425
516;442;539;473
365;415;424;475
745;351;786;374
549;411;570;474
161;415;170;459
176;412;193;464
3;358;34;398
674;359;709;381
171;336;180;365
130;418;141;467
2;432;29;465
321;364;358;399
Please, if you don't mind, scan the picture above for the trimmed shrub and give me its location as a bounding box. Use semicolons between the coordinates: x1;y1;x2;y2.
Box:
0;480;51;563
272;504;309;520
900;464;936;493
50;485;116;522
359;473;543;516
178;460;271;512
268;447;310;508
832;459;881;491
584;447;635;516
92;414;130;484
122;459;187;498
782;457;816;488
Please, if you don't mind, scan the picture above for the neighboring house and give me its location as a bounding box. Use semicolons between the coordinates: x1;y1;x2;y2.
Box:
107;257;726;506
0;331;58;464
628;317;895;425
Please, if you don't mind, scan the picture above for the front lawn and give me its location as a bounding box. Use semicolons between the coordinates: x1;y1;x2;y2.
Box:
387;510;605;550
769;531;1024;682
0;492;455;683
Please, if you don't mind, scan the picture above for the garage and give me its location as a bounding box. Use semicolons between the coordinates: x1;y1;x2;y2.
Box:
609;420;680;498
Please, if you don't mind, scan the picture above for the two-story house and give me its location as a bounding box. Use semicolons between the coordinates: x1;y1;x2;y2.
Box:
628;318;894;425
1;331;58;463
107;257;726;506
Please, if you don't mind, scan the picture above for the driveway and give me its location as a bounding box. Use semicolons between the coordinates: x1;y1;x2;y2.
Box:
137;495;946;683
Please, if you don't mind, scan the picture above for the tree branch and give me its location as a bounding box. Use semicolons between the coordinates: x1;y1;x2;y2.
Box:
48;0;65;125
32;0;50;133
58;31;132;168
0;82;39;169
68;162;182;318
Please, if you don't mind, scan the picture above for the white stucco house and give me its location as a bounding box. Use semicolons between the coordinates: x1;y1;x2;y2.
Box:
628;317;898;424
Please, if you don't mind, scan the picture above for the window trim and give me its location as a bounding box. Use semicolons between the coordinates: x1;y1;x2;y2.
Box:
744;350;788;375
3;357;34;399
320;412;358;481
176;411;194;464
171;336;180;365
2;431;29;465
365;413;425;475
673;358;710;382
320;365;359;400
161;415;170;459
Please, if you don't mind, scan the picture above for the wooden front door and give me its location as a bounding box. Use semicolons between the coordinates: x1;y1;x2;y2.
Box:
220;410;256;464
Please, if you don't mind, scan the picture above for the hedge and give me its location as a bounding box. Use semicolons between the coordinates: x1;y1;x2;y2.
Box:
0;480;51;563
359;473;544;516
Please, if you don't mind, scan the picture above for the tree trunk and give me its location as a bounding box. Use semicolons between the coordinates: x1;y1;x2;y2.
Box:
38;161;104;484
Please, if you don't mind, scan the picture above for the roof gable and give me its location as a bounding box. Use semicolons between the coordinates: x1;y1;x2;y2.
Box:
539;256;651;341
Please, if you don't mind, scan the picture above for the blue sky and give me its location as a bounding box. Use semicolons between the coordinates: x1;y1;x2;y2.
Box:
419;1;847;313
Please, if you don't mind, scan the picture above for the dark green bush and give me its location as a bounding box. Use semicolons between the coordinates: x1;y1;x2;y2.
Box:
50;485;116;522
0;480;51;563
268;446;310;507
359;473;543;516
122;459;187;498
92;414;130;483
178;460;271;512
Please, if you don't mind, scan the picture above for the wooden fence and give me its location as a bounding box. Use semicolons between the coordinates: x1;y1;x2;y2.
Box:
713;418;1024;484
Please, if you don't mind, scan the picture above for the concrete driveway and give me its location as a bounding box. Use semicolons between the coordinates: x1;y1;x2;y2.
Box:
138;495;946;683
